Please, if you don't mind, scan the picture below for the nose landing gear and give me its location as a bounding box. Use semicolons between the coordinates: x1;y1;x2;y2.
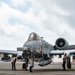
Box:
22;63;28;70
29;66;33;72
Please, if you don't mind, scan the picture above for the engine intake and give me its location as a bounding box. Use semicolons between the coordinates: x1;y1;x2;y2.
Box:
55;38;69;50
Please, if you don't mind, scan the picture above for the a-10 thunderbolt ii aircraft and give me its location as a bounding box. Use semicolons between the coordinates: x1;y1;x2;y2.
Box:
17;32;75;72
0;32;75;72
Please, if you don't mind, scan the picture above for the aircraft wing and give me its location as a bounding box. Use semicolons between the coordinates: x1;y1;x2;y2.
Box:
0;50;21;55
50;49;75;55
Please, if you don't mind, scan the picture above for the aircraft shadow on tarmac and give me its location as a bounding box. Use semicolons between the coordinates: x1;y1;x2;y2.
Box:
0;68;75;73
32;69;75;72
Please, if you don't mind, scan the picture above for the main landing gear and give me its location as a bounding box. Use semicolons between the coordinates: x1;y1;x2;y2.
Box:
67;57;71;70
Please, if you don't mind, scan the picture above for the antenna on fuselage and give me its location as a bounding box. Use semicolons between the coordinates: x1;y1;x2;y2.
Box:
41;37;43;39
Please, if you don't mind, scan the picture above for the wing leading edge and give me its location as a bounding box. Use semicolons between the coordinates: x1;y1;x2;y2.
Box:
0;50;21;55
50;49;75;55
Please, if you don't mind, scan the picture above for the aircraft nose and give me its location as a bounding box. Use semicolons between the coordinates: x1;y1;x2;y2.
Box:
22;48;31;59
23;47;31;55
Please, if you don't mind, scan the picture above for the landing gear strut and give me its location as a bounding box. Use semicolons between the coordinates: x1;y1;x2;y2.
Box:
29;54;34;72
67;57;71;69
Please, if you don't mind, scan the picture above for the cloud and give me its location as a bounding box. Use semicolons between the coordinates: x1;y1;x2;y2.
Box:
0;0;75;50
11;0;25;6
0;1;47;50
0;2;32;50
54;0;75;14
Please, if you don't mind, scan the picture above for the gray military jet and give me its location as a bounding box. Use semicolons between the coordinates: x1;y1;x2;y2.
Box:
17;32;75;72
0;32;75;72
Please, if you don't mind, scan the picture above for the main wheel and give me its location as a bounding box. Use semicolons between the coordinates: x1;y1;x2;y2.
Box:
67;57;71;69
30;66;33;72
22;63;28;69
67;62;71;69
22;63;25;69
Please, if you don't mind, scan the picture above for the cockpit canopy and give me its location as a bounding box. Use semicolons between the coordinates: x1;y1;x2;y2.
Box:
28;32;40;41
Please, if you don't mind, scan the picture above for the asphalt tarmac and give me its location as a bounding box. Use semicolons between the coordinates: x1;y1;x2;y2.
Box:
0;62;75;75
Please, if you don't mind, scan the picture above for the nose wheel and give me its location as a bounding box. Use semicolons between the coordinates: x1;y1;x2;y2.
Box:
22;63;28;70
29;66;33;72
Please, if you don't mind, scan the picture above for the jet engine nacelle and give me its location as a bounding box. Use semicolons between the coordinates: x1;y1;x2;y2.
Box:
55;38;69;50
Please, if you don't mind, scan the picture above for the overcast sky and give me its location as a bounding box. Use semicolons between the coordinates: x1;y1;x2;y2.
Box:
0;0;75;50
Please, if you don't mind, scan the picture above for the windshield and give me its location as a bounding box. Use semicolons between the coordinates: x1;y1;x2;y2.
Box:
28;32;40;41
